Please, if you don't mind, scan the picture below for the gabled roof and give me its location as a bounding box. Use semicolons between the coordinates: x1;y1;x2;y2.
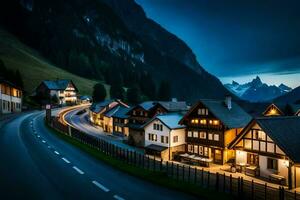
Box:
104;105;122;118
111;106;131;119
262;103;286;116
129;101;188;113
89;100;115;113
143;113;185;130
180;99;252;129
0;78;22;90
229;116;300;163
289;104;300;115
158;101;189;112
41;79;78;91
80;95;91;100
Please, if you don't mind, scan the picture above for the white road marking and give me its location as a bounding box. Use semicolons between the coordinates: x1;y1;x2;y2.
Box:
62;157;70;164
92;181;110;192
73;166;84;175
54;151;60;155
37;135;40;138
113;195;125;200
48;146;51;149
42;140;46;143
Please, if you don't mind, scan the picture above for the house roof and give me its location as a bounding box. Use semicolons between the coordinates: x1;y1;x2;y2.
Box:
230;116;300;163
0;78;22;90
143;113;185;130
130;101;188;113
181;99;252;129
145;144;168;152
89;100;115;113
111;106;131;119
262;103;286;116
42;79;78;91
80;95;91;100
289;104;300;115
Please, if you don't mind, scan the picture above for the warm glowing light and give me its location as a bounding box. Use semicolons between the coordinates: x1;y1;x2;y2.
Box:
213;120;219;125
200;119;207;124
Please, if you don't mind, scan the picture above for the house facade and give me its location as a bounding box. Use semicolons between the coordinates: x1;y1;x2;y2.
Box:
179;97;252;165
112;106;131;137
0;79;22;114
102;104;130;133
36;79;78;105
127;101;188;147
229;117;300;189
143;113;186;160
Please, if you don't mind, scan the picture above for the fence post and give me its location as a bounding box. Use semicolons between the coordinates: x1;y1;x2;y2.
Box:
241;177;244;198
223;173;226;192
282;187;285;200
201;168;204;186
238;177;240;198
264;183;267;200
230;174;232;195
216;172;219;191
295;191;297;200
171;162;174;177
176;164;179;181
194;168;197;184
160;158;162;172
166;161;169;174
251;180;254;200
188;166;191;183
207;171;210;188
182;165;185;182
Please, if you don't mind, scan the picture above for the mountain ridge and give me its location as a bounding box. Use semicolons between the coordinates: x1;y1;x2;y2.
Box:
224;76;292;102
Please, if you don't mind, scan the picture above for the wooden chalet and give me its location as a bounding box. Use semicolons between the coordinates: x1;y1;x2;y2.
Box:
179;96;252;165
229;116;300;189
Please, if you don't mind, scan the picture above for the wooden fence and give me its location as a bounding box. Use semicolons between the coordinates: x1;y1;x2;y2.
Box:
49;117;300;200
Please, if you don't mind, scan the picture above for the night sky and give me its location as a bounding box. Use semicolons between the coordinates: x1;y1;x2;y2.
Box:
136;0;300;87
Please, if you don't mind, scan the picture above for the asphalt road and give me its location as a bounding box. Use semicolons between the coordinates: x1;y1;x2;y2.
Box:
0;111;198;200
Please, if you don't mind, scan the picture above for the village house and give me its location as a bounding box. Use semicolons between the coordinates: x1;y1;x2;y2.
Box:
143;113;186;161
111;106;131;137
102;103;130;133
78;95;92;104
178;96;252;166
229;116;300;189
127;100;188;147
89;99;128;129
36;79;78;105
0;79;22;114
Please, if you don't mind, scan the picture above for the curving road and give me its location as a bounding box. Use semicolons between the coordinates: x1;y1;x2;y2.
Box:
64;107;143;153
0;110;198;200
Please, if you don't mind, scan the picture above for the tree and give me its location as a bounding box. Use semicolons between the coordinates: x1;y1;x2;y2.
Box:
157;80;171;101
92;83;106;102
126;85;141;104
14;70;24;89
140;72;156;100
110;84;125;100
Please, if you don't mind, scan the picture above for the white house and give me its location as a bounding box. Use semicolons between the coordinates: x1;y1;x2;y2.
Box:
0;79;22;114
143;113;186;161
36;79;78;105
229;116;300;189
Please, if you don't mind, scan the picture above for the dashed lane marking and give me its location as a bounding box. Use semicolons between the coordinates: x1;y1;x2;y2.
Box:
54;151;60;155
113;195;125;200
42;140;46;143
73;166;84;175
62;157;70;164
92;181;110;192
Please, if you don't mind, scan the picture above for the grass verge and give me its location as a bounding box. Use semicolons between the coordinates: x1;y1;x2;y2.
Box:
45;122;233;200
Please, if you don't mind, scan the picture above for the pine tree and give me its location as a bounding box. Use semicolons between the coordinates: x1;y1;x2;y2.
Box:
110;84;125;100
92;83;107;102
14;70;24;89
126;85;141;104
157;80;171;101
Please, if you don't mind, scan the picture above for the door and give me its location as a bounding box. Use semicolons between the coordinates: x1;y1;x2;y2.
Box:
213;149;223;164
296;167;300;188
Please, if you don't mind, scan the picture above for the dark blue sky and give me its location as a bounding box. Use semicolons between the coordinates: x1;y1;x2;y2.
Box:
136;0;300;87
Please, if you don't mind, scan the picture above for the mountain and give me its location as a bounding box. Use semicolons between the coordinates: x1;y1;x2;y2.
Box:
97;0;202;74
0;28;103;96
224;76;292;102
274;86;300;104
0;0;229;103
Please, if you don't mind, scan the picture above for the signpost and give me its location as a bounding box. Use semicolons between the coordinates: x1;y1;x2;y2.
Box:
46;104;52;122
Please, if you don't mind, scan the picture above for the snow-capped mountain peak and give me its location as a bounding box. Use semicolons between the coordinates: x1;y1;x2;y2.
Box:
224;76;292;102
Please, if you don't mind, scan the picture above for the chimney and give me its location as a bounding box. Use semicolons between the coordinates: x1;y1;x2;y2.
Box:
171;98;178;102
225;95;232;110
